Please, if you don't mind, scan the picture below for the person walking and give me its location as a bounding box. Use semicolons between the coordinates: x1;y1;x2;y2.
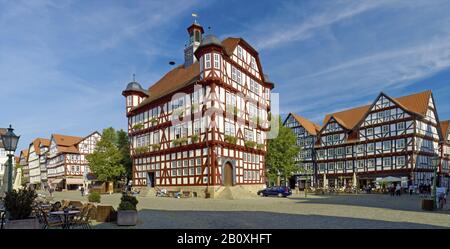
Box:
395;184;401;196
80;186;85;196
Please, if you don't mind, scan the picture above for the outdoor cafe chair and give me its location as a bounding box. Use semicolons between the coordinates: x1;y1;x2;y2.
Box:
41;209;64;229
0;210;5;230
71;207;94;229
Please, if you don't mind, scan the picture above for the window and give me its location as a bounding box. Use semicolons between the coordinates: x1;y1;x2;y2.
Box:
333;134;340;141
346;146;352;155
357;145;364;153
382;125;389;134
319;164;326;171
328;148;335;157
194;30;200;42
367;159;375;168
226;92;236;107
383;157;391;167
194;119;202;134
367;143;375;152
248;103;257;119
251;57;256;69
237;46;242;59
336;147;344;156
397;156;406;166
232;67;237;81
205;53;211;69
396;122;405;130
367;128;373;136
357;160;365;169
153;132;160;144
383;141;391;150
245;129;254;141
127;96;132;106
346;161;353;169
397;139;405;149
213;54;220;69
337;162;344;170
328;163;335;171
225;121;235;136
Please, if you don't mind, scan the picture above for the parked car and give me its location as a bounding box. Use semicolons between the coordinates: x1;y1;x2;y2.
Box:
257;186;292;197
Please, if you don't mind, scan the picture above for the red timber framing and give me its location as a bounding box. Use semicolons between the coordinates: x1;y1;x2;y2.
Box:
125;22;273;188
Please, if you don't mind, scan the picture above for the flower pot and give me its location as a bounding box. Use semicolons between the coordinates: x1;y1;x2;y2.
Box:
4;217;40;229
117;210;138;226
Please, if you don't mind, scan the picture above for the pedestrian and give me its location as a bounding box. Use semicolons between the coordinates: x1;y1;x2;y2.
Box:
80;186;85;196
409;185;413;195
395;184;401;196
49;187;54;197
389;183;394;196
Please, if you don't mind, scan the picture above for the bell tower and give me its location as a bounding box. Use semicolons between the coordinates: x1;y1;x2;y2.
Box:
184;14;204;68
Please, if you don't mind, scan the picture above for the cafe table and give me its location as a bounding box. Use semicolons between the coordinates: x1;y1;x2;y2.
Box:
49;210;80;229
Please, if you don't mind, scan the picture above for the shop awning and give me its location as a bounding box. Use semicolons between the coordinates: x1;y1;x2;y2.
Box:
49;178;63;185
66;178;84;185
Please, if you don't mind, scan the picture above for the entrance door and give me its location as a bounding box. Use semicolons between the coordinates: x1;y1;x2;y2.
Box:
147;172;155;187
224;162;233;186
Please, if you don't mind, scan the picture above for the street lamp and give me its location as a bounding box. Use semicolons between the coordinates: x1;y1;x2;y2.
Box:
1;125;20;193
431;155;440;209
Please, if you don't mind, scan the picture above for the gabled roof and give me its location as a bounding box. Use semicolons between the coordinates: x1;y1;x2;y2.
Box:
131;37;266;112
29;138;50;155
19;149;28;160
441;120;449;141
386;90;432;117
289;113;321;135
51;134;83;154
322;105;371;131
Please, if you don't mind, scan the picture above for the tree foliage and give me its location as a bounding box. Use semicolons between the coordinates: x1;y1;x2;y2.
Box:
266;116;300;186
86;127;126;182
117;129;132;181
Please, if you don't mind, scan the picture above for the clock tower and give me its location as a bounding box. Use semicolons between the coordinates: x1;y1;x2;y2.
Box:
184;20;204;68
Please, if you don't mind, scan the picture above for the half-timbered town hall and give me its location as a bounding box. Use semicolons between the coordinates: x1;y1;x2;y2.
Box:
286;90;449;190
123;20;274;197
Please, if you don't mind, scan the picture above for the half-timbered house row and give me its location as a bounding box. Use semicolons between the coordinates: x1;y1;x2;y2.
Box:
283;113;321;189
440;120;450;189
122;20;274;197
313;90;446;188
38;139;50;189
26;138;50;189
46;132;101;190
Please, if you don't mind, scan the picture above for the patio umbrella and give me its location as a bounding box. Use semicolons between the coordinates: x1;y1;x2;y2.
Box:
376;176;402;183
0;170;7;195
13;167;22;190
352;172;357;188
323;173;327;189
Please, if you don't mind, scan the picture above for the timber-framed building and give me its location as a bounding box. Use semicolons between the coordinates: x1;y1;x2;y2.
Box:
122;20;274;197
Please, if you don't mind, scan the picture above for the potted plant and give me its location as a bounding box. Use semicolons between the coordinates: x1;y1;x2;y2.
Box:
224;135;237;145
3;189;40;229
257;143;265;150
244;140;257;148
192;134;199;143
132;123;144;130
117;194;139;226
151;143;161;151
150;117;158;126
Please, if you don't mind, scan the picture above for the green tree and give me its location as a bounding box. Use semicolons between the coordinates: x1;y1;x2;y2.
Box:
117;129;132;181
266;116;300;186
87;127;126;182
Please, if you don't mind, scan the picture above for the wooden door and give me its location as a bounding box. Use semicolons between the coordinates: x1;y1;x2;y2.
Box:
224;162;233;186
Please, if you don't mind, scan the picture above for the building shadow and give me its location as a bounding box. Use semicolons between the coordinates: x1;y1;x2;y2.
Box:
289;194;450;213
92;209;448;229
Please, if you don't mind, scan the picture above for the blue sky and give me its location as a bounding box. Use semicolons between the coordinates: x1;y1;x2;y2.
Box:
1;0;450;152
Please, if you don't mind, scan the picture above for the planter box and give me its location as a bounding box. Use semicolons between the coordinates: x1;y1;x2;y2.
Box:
422;199;434;211
117;210;138;226
96;205;117;222
4;217;40;229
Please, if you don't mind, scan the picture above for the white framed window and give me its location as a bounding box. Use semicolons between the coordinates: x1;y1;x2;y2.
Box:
213;54;220;69
225;121;235;136
251;57;256;69
226;92;236;107
396;122;405;130
205;53;211;69
237;46;242;59
383;141;391;150
383;157;392;167
397;156;406;166
127;96;132;106
245;129;254;141
194;119;201;134
396;139;405;149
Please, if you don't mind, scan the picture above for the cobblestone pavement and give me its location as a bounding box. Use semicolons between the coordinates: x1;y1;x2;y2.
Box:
41;191;450;229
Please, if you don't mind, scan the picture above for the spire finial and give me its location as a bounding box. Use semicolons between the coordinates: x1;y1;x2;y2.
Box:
192;13;198;24
132;73;136;82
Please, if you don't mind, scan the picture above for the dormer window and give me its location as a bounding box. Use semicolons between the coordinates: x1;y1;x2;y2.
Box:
205;53;211;69
195;30;201;42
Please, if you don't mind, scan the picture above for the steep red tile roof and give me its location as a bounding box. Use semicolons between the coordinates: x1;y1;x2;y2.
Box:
290;113;321;135
441;120;449;141
322;105;371;131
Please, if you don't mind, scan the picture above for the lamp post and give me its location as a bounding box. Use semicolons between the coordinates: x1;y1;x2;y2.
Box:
431;155;440;210
1;125;20;193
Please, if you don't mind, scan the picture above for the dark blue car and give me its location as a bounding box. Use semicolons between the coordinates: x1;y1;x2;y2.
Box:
258;186;292;197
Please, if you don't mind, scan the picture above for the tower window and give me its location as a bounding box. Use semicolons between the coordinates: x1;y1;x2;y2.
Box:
214;54;220;69
195;30;200;42
205;53;211;69
127;96;132;106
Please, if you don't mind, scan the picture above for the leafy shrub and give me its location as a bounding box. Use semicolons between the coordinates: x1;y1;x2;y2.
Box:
88;192;101;203
257;143;265;149
151;144;160;150
150;117;158;125
4;189;37;220
118;194;138;211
